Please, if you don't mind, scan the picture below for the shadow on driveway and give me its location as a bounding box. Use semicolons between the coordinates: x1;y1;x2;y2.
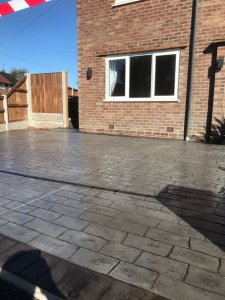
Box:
155;184;225;251
1;169;225;253
1;248;169;300
2;249;65;300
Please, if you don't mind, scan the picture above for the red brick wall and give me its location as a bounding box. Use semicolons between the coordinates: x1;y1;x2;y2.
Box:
189;0;225;141
77;0;225;140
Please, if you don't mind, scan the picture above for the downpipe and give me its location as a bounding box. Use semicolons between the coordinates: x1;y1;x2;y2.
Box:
184;0;199;141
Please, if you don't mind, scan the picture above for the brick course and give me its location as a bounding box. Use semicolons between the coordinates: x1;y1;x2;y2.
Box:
77;0;225;140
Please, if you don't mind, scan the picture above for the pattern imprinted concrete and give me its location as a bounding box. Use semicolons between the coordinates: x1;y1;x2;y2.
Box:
0;129;225;300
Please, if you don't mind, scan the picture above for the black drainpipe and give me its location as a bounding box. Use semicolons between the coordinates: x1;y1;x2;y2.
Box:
184;0;199;141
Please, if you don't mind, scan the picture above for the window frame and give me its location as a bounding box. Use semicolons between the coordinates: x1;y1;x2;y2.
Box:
105;49;180;102
106;56;128;100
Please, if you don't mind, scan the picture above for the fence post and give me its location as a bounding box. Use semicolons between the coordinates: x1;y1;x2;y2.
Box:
26;73;32;126
62;71;68;128
3;95;9;131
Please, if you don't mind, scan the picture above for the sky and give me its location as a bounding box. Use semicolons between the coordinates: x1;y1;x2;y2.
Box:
0;0;77;88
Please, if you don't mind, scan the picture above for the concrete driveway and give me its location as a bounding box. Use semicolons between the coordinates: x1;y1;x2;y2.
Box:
0;129;225;300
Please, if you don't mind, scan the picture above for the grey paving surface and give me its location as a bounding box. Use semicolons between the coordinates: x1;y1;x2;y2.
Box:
0;129;224;299
0;233;168;300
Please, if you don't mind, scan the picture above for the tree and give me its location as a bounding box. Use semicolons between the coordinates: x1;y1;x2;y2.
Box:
10;68;28;82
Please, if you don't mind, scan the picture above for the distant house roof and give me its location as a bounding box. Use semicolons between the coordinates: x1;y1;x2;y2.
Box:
0;72;15;85
0;74;12;85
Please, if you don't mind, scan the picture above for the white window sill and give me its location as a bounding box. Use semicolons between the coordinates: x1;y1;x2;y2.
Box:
103;98;180;103
112;0;141;7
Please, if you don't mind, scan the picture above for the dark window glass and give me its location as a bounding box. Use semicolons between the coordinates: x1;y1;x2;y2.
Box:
155;54;176;96
109;59;126;97
129;55;151;98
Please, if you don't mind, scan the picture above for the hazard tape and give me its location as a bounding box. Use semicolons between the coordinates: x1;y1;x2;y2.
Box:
0;0;51;17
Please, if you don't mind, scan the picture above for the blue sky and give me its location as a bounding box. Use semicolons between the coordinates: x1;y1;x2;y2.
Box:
0;0;77;87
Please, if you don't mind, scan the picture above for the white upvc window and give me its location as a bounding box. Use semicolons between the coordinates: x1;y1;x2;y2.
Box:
114;0;141;6
105;50;180;102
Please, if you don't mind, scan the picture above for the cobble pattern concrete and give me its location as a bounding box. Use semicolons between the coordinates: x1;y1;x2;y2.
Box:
0;233;168;300
0;129;224;299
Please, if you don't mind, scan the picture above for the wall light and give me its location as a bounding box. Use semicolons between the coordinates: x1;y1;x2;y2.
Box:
87;68;92;80
216;57;224;72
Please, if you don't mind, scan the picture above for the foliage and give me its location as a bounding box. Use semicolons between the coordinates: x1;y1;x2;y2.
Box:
211;117;225;144
10;68;28;82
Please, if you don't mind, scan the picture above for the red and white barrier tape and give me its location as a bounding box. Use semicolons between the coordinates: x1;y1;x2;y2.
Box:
0;0;51;16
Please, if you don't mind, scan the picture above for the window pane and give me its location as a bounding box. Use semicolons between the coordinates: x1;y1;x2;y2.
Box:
129;56;151;98
109;59;125;97
155;54;176;96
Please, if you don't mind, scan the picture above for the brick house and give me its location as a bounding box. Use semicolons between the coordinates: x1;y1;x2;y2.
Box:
77;0;225;141
0;72;14;94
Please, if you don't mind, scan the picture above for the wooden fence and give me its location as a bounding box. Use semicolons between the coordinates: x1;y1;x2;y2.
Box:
7;76;28;123
0;71;69;133
0;95;4;124
68;87;78;97
31;72;63;114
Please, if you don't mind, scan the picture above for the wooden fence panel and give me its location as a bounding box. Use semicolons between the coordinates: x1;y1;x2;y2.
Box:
31;72;63;114
8;107;27;122
68;87;78;97
0;96;5;124
7;77;28;123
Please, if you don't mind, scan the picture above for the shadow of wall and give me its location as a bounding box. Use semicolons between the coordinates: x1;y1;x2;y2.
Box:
156;184;225;252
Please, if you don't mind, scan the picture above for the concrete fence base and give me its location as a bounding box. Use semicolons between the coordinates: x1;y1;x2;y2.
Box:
30;113;64;129
8;121;29;131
